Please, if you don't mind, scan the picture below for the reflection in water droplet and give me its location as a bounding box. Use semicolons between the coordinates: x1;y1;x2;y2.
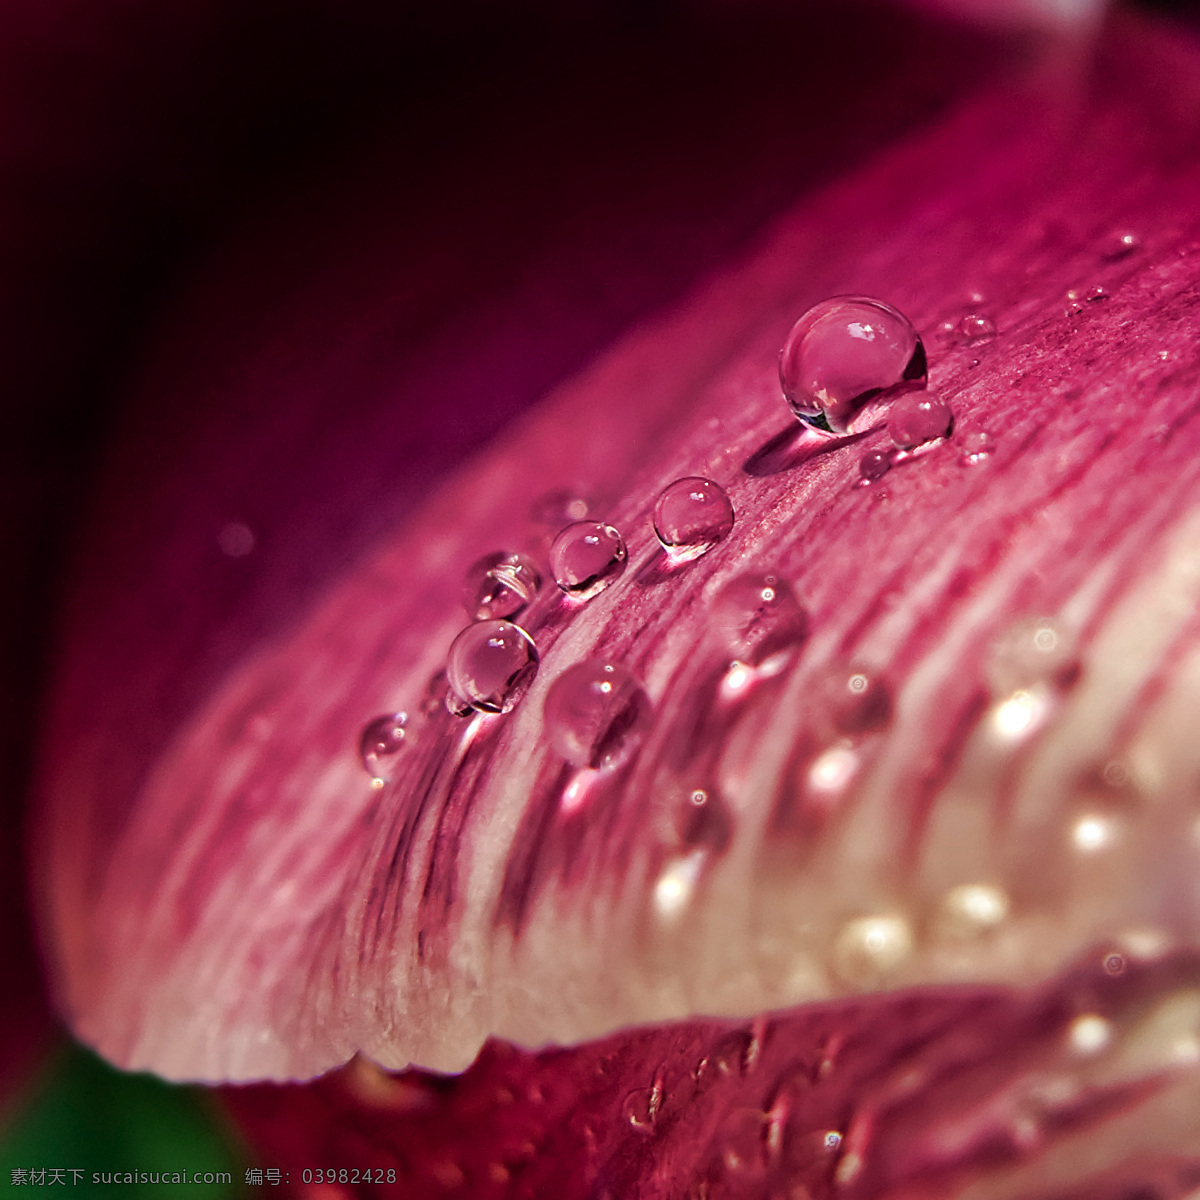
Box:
653;477;735;562
462;551;542;621
712;573;808;667
858;449;891;483
622;1080;663;1135
951;312;998;346
779;296;927;435
549;521;627;599
446;620;539;714
832;913;913;988
358;711;409;784
887;392;954;449
543;660;651;771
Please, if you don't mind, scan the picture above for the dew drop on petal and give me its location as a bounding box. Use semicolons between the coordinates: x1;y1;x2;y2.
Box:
1068;1012;1113;1056
779;295;927;435
858;449;891;483
462;551;542;621
1101;230;1140;261
446;620;539;714
958;425;996;464
358;711;408;784
887;392;954;449
937;883;1010;939
653;848;709;922
622;1081;663;1135
549;520;627;599
951;311;997;346
543;660;651;771
831;913;914;989
987;616;1079;697
675;787;733;854
653;476;734;561
712;573;809;666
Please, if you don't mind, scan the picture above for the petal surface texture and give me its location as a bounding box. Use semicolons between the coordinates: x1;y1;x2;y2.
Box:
35;11;1200;1095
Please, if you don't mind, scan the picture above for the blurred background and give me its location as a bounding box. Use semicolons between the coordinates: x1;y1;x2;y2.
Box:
1;0;1196;1192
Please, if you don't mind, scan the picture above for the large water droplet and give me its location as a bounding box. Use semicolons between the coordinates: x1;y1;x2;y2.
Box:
712;573;809;666
462;551;541;621
779;295;927;435
887;392;954;449
359;711;409;785
445;620;539;714
549;521;627;599
653;476;734;562
543;660;651;771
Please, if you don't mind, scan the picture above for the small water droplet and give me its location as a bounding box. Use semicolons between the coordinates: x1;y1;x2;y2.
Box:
530;489;593;528
1071;810;1122;854
950;312;998;346
218;521;255;557
957;425;995;464
824;666;892;736
712;573;809;666
549;521;627;599
675;787;733;854
887;392;954;449
831;913;913;988
718;1108;767;1176
987;617;1078;697
622;1080;663;1135
462;551;541;621
779;296;927;435
446;619;539;714
358;711;409;784
654;848;708;921
1104;952;1127;976
1066;284;1109;316
1068;1012;1113;1056
543;660;651;771
937;883;1010;939
858;449;891;483
1101;230;1140;261
653;476;734;562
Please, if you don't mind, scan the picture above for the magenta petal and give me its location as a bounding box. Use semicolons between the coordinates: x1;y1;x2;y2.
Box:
29;5;1200;1192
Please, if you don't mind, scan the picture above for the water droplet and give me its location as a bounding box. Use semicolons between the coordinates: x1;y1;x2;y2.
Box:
887;392;954;449
938;883;1009;938
1068;1012;1113;1056
957;425;996;464
831;913;913;988
530;489;593;528
823;666;893;736
858;449;891;483
712;573;809;666
1071;811;1121;854
543;660;651;771
1104;951;1127;976
622;1081;663;1135
462;551;541;621
718;1108;767;1176
987;617;1078;697
549;521;627;599
950;312;997;346
1101;230;1140;261
654;849;708;922
359;711;409;784
217;521;255;557
1066;284;1109;315
446;620;539;714
653;477;734;562
675;787;733;854
779;295;927;435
